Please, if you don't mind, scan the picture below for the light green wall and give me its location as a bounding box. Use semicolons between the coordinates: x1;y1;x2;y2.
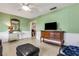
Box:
0;12;30;32
32;4;79;33
1;4;79;33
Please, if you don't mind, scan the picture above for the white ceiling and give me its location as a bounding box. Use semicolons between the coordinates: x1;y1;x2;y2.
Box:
0;3;74;19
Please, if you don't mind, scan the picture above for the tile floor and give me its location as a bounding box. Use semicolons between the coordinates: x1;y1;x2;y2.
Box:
2;39;60;56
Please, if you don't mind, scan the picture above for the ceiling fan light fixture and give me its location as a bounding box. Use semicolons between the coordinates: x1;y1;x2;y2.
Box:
22;5;31;11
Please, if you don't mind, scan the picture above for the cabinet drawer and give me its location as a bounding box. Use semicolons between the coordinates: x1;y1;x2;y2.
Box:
54;35;61;40
41;31;50;38
54;32;60;36
52;32;59;40
50;32;54;38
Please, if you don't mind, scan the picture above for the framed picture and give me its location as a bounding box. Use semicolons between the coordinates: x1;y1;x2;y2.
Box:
11;19;20;31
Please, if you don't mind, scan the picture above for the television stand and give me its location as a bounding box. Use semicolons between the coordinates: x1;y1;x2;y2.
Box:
40;30;64;46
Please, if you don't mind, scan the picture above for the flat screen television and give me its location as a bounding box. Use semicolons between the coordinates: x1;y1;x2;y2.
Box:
45;22;57;30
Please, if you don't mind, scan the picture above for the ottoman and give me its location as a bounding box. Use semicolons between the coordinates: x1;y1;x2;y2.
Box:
16;43;40;56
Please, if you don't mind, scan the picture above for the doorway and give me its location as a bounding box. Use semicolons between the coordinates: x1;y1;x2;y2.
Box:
31;22;36;39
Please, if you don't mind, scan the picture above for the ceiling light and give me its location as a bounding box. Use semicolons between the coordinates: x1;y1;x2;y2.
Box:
22;5;31;11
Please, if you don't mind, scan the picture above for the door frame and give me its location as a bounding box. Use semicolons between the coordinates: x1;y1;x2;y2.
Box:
30;21;37;38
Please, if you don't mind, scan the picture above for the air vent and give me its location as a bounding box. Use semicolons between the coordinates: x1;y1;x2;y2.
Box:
50;7;57;10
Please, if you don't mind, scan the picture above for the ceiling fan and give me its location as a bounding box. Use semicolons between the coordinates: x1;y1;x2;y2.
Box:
20;3;40;12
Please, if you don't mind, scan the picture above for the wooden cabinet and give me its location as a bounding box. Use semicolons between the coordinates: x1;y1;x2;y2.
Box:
41;30;64;46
